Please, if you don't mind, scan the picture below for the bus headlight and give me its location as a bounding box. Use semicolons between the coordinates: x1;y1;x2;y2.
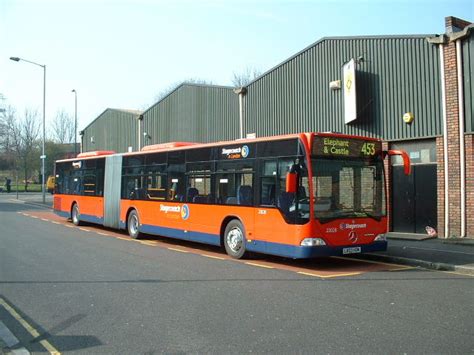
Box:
301;238;326;246
374;234;387;241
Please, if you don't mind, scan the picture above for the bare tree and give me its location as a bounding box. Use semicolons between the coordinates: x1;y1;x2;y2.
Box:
6;108;41;191
0;105;13;153
154;78;213;102
232;67;261;87
51;109;75;144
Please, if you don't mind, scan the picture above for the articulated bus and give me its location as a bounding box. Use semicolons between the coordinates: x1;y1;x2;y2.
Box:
53;132;410;259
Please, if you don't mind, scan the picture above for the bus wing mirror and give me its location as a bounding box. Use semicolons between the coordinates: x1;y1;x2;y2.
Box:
286;172;298;193
386;150;411;175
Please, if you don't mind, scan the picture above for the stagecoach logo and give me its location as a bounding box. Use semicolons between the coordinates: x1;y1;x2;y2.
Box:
160;204;190;220
348;231;358;244
340;222;367;230
181;204;190;220
221;145;249;159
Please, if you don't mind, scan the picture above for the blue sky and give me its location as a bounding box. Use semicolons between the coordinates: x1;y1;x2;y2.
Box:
1;0;472;135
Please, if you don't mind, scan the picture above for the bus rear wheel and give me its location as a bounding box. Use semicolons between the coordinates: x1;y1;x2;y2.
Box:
71;203;82;226
127;210;143;239
224;220;247;259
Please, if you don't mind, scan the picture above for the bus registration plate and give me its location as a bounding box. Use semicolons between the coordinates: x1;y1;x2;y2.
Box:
342;247;361;255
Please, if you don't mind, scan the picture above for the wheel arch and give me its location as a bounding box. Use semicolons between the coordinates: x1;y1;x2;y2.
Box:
70;201;79;219
220;215;243;247
125;206;139;230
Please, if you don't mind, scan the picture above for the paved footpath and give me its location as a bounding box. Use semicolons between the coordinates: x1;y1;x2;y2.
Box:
3;192;474;276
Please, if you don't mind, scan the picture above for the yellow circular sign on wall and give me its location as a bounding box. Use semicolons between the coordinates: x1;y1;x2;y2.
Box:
403;112;414;124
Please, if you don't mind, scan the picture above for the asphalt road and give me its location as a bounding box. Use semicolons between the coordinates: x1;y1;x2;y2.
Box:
1;196;473;354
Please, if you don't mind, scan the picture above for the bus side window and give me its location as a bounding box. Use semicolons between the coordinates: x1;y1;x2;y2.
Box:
259;160;277;206
216;162;254;206
167;165;185;201
186;163;212;203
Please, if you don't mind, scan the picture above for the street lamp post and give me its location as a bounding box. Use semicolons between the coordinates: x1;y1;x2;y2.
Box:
72;89;77;155
10;56;47;204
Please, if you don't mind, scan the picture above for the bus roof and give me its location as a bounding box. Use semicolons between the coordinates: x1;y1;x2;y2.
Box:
55;132;380;163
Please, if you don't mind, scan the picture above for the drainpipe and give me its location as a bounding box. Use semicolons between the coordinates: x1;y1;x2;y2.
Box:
439;44;450;239
137;114;144;151
234;87;247;139
456;40;466;238
79;130;84;154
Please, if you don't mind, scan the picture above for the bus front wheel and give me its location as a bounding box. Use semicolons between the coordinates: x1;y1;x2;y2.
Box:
224;220;247;259
71;203;82;226
127;210;143;239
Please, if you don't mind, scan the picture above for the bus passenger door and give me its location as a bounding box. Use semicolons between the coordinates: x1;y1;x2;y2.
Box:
254;159;294;249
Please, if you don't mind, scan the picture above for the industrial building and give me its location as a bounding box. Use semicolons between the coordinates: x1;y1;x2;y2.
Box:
81;108;143;153
141;83;239;146
80;16;473;238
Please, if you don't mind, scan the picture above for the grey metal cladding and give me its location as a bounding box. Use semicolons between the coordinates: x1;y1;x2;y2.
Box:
463;33;474;133
244;36;442;141
82;109;141;153
142;84;239;145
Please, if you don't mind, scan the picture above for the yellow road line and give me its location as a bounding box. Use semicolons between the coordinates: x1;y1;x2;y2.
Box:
168;247;189;253
115;236;132;241
0;297;61;354
97;232;110;236
65;225;74;228
245;262;274;269
201;254;226;260
138;241;157;246
78;228;90;232
388;266;415;271
297;271;361;278
51;221;61;225
41;218;49;222
297;271;323;277
31;216;39;219
318;272;362;278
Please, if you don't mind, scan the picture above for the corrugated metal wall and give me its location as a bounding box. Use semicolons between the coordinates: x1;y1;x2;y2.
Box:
244;36;442;141
463;32;474;133
142;84;239;145
82;109;141;153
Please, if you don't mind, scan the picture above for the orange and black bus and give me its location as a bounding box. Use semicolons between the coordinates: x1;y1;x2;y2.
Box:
53;132;410;259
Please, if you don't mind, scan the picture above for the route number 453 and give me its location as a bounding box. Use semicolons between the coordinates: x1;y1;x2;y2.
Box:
361;143;376;156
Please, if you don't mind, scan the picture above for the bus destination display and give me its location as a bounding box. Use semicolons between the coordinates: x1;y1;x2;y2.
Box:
312;136;382;158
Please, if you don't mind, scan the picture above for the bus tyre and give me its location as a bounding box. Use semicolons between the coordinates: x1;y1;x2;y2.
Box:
71;203;82;226
127;210;143;239
224;220;247;259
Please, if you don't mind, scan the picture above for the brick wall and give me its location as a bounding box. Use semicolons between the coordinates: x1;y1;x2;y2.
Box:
443;40;462;237
436;137;445;237
445;16;472;32
466;134;474;237
438;16;473;238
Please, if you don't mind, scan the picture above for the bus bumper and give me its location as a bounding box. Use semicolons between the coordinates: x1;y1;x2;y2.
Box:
246;240;388;259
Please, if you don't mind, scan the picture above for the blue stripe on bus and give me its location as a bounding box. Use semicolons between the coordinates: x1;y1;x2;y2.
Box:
53;210;103;225
140;224;221;247
79;214;104;225
138;223;387;259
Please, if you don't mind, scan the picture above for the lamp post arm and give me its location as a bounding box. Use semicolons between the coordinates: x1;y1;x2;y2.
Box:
18;57;45;68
